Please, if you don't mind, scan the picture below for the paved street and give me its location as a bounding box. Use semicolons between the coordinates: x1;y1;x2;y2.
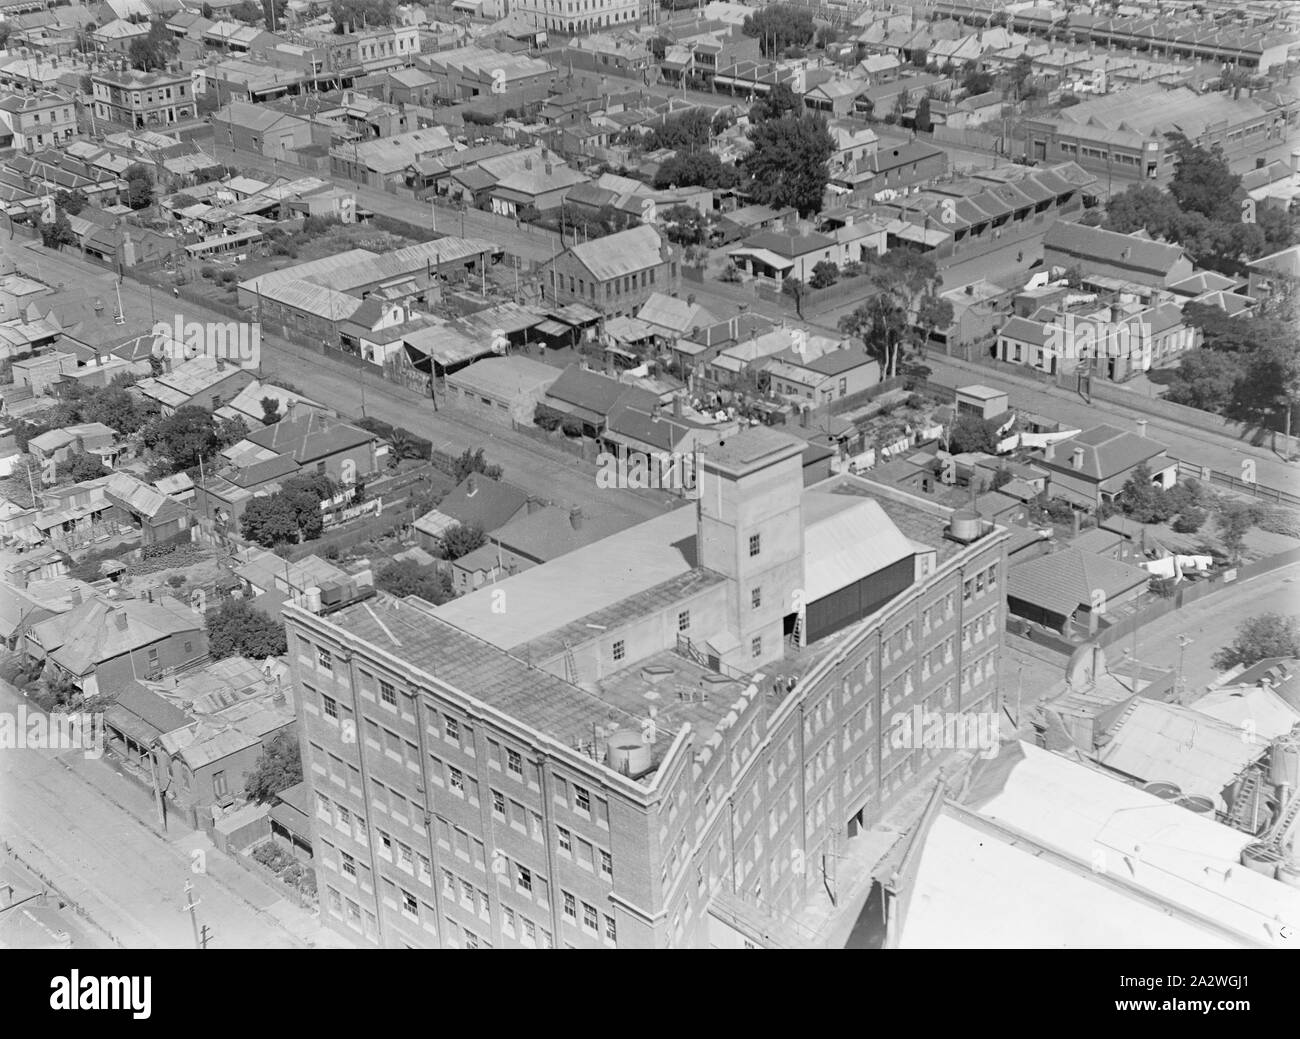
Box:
1119;560;1300;695
0;682;345;949
919;354;1300;496
2;238;682;528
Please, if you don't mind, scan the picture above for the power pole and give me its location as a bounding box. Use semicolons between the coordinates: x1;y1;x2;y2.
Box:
1176;633;1194;705
148;745;167;830
182;881;203;949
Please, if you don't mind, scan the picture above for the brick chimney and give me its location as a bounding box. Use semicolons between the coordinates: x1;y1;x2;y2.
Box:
570;507;583;530
114;609;129;631
1070;447;1085;469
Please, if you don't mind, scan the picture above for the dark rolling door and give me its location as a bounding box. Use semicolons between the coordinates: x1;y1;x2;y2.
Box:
805;555;915;645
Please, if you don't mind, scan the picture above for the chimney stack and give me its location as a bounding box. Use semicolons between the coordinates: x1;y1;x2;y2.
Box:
1135;419;1148;438
673;394;683;418
570;507;583;530
70;587;82;606
466;473;477;495
1071;447;1085;470
114;609;129;631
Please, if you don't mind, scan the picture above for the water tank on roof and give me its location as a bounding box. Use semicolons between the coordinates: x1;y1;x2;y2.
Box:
1143;781;1181;801
305;586;322;613
1241;842;1283;875
605;731;651;778
1270;734;1300;789
949;510;981;541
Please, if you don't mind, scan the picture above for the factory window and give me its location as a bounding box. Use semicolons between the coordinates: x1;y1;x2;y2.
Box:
492;789;505;818
507;748;523;777
751;586;762;609
563;891;577;921
600;850;613;880
322;695;338;720
605;915;617;943
748;533;761;557
516;865;532;893
557;826;572;854
612;640;625;661
677;609;690;632
575;785;591;814
317;647;333;671
582;902;598;931
751;635;762;658
379;680;396;707
445;717;460;743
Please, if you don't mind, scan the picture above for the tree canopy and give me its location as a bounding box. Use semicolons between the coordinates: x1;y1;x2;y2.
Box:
244;732;303;804
128;20;177;73
742;112;833;217
742;5;815;58
205;598;289;660
376;560;453;604
652;151;740;191
1211;613;1300;670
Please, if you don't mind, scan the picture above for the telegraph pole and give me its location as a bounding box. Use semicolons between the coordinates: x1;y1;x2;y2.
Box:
1176;633;1194;705
182;881;204;949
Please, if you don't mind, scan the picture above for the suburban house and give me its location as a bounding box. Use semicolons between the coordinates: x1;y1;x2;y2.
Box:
1042;222;1195;289
1007;547;1152;636
1038;424;1176;510
152;656;298;820
131;357;257;416
728;228;842;284
1246;244;1300;304
414;474;530;551
543;225;681;318
539;363;661;438
104;473;191;547
240;405;379;483
27;423;116;466
760;346;881;407
26;594;208;698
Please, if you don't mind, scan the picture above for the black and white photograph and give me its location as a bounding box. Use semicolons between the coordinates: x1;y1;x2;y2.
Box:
0;0;1296;1003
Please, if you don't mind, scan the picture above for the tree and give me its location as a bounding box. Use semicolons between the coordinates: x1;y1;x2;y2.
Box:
742;5;814;58
54;189;88;216
838;250;940;378
1218;501;1259;562
1166;132;1241;223
123;164;154;211
1117;463;1172;523
914;95;933;133
1162;350;1244;413
39;211;77;250
1172;507;1207;533
749;82;801;123
649;35;669;61
661;205;709;247
386;427;420;462
240;493;301;547
151;406;219;471
260;396;281;425
244;732;303;804
1211;613;1300;670
57;452;106;484
647;109;713;153
81;384;140;434
947;414;999;454
961;67;994;95
331;0;395;32
128;20;177;73
743;112;833;217
809;260;838;289
437;523;487;561
201;1;213;16
452;447;502;484
376;560;453;603
913;292;954;356
653;151;740;191
205;598;289;660
781;276;807;317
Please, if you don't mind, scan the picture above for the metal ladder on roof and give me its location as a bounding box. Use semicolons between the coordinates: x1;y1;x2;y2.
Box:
791;610;805;650
562;640;578;685
1228;770;1265;833
675;634;707;668
1266;793;1300;847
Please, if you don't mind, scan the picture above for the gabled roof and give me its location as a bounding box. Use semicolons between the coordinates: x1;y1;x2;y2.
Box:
31;595;200;675
434;475;529;533
544;364;659;419
1008;547;1150;617
565;224;664;282
1041;423;1168;480
244;408;374;465
1044;221;1187;276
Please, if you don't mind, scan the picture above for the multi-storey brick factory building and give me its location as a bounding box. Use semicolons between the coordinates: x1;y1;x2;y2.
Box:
285;428;1008;947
